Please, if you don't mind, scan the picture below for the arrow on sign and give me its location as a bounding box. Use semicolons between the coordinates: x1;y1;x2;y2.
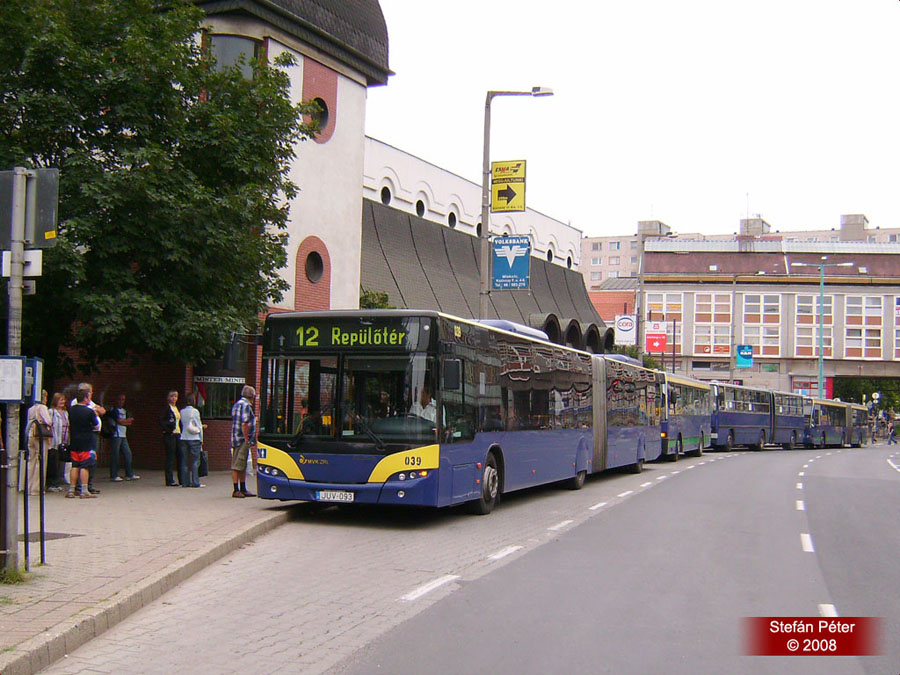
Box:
497;185;517;203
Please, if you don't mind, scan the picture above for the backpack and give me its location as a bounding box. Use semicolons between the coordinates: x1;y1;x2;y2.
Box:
101;409;118;438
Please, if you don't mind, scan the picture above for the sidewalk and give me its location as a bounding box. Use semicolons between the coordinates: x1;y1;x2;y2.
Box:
0;471;298;675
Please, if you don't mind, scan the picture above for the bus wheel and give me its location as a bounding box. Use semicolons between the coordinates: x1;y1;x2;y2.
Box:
752;430;766;451
689;434;704;457
469;454;500;515
628;457;644;474
724;431;735;452
566;469;587;490
665;440;678;462
783;433;796;451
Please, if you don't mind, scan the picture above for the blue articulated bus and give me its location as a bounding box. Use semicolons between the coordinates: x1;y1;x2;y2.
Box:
847;403;869;447
255;310;660;514
804;398;850;448
661;374;712;460
711;382;772;450
771;391;808;450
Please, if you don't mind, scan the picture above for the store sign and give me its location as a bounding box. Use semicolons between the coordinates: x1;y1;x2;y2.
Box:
736;344;753;369
614;315;636;346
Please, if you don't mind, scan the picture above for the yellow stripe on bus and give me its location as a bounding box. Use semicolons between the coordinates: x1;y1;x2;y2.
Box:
257;442;305;480
368;445;440;483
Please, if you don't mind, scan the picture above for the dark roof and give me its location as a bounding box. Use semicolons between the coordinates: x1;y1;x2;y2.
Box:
362;200;610;350
597;277;639;290
195;0;391;85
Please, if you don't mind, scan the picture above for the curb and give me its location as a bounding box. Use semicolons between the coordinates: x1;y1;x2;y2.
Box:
0;508;293;675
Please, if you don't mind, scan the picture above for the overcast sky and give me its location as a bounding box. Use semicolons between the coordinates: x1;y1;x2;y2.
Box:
365;1;900;238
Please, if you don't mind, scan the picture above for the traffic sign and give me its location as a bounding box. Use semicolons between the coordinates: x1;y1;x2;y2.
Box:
491;160;526;212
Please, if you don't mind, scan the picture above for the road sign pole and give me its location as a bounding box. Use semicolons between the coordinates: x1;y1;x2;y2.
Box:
2;167;27;573
479;93;492;319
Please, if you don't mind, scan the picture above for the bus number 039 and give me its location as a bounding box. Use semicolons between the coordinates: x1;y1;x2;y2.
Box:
404;456;422;467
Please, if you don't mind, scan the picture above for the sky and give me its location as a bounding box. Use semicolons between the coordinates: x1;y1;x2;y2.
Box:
365;1;900;238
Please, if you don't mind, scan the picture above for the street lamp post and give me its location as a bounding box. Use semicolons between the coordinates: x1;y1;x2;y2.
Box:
479;87;553;319
791;259;854;399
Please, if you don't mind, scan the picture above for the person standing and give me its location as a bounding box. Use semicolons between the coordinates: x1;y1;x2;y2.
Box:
180;393;205;488
48;393;70;491
159;391;183;486
889;420;897;446
67;386;100;498
25;389;53;496
230;385;257;498
109;394;139;481
70;383;105;494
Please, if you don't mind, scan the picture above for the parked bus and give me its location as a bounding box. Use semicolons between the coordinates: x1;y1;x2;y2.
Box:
255;310;661;514
771;391;809;450
710;382;772;450
847;403;869;447
804;398;850;448
661;374;712;459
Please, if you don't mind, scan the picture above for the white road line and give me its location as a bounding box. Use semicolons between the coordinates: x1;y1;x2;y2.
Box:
548;519;574;531
656;475;667;481
803;464;809;468
798;471;805;477
796;482;803;489
686;465;696;469
617;490;633;498
589;501;608;511
670;470;681;475
826;452;832;456
401;574;460;601
816;455;822;459
819;603;839;617
796;500;805;511
801;533;815;553
887;458;900;473
488;545;523;561
640;481;653;488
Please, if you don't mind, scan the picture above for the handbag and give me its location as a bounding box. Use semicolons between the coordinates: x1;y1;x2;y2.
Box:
198;449;209;477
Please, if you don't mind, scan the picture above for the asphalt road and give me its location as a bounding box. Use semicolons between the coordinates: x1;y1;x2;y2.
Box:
41;445;899;674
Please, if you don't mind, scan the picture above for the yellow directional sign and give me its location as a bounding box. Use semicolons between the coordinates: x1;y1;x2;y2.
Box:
491;160;526;212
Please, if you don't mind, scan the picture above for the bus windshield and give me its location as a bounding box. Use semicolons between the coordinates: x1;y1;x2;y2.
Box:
260;352;437;448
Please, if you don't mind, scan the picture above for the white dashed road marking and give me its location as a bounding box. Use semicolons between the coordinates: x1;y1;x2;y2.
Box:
801;533;815;553
640;482;653;488
589;501;608;511
548;519;574;531
488;545;523;561
401;574;460;601
819;603;839;617
796;482;803;489
617;490;633;498
796;500;805;511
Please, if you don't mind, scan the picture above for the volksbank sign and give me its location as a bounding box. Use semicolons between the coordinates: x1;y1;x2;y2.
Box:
492;236;531;290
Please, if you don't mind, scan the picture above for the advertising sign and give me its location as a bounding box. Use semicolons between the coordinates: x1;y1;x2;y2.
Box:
645;320;667;353
492;235;531;290
614;315;636;346
736;344;753;369
491;160;526;212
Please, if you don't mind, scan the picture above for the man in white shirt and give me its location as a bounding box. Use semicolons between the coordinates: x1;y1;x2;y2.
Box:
410;385;437;423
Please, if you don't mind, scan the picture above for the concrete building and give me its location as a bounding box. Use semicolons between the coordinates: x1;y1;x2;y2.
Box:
639;237;900;394
581;214;900;291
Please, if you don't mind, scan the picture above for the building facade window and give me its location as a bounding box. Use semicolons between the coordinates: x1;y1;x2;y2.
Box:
590;272;602;281
591;257;601;265
609;256;620;265
743;294;781;356
795;326;833;358
609;241;621;251
646;292;683;355
608;271;619;278
592;242;601;251
630;240;638;249
846;295;883;358
209;34;260;79
693;292;731;356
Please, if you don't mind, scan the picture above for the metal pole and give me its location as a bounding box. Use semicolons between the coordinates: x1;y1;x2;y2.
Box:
479;92;493;320
2;167;26;573
818;264;825;399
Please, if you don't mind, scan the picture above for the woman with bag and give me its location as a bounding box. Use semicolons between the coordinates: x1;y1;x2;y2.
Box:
179;393;206;488
49;393;70;492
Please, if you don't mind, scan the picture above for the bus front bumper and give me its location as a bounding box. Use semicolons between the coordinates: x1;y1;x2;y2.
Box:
256;470;439;506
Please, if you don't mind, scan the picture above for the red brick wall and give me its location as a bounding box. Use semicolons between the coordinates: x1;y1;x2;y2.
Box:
295;236;331;310
302;57;338;144
589;290;636;323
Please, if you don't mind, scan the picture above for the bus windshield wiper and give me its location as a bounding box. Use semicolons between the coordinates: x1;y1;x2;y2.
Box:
354;414;386;451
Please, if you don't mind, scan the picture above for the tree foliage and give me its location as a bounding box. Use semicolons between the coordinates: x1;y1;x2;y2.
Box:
359;287;394;309
0;0;317;377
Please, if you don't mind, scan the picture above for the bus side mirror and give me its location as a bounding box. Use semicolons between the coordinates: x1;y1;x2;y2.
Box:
443;359;462;391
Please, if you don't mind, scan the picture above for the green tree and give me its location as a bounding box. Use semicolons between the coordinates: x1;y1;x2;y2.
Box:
0;0;317;378
359;287;394;309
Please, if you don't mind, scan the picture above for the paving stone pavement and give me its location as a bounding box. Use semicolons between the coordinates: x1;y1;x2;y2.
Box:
0;471;296;675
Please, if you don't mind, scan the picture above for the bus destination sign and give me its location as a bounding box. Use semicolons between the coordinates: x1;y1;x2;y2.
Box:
264;316;429;353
